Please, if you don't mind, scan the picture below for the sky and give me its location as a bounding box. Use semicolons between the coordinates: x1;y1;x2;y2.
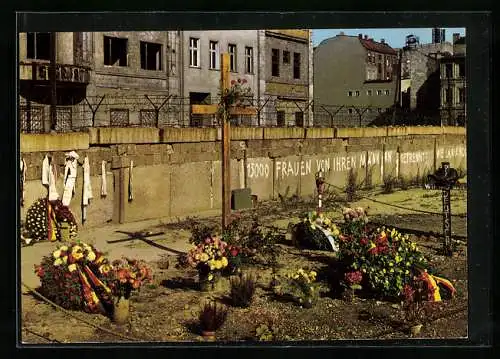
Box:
312;28;466;48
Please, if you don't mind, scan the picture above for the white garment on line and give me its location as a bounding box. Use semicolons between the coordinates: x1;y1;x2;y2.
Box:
41;155;50;185
82;157;93;223
62;157;78;206
101;160;107;197
21;158;27;205
48;163;59;201
128;160;134;201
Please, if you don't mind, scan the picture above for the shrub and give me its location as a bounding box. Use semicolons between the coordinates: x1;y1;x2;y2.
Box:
199;301;228;332
230;273;257;308
382;175;397;194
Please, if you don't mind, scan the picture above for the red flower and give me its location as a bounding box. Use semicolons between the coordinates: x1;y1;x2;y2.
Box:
360;238;369;246
368;246;378;255
345;271;363;285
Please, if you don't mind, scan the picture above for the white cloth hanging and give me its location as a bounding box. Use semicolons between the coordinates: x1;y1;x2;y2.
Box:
48;162;59;201
20;158;26;206
62;152;79;206
101;160;107;197
82;156;93;223
41;155;50;185
128;160;134;202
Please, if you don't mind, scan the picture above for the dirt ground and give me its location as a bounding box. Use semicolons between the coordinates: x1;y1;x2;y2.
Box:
20;187;468;343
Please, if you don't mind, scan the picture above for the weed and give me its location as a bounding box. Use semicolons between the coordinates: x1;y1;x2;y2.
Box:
198;301;228;332
230;272;257;308
382;175;398;194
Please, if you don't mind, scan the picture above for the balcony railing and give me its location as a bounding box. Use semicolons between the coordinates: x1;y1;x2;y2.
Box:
19;61;91;84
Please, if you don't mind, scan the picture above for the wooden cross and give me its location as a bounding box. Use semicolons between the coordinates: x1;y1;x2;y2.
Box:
191;53;257;229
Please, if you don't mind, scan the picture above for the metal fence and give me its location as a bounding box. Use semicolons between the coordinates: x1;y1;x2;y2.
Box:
18;95;465;133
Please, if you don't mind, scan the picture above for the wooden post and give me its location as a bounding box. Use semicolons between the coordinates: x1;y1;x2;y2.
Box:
221;53;231;229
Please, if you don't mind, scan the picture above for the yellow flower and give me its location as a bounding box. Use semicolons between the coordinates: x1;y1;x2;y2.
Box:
221;257;228;267
62;256;68;264
200;253;209;262
99;264;111;274
390;269;394;273
72;245;82;254
208;274;213;281
293;274;299;279
73;252;84;261
86;251;96;262
208;260;216;271
368;242;376;250
59;245;68;251
53;258;63;266
215;260;223;270
395;255;402;263
53;250;62;259
332;228;340;237
68;264;77;272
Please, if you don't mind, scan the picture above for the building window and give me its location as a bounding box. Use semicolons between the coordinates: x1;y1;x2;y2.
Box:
376;90;382;96
378;54;382;61
245;46;254;73
283;51;290;64
295;112;304;127
139;109;157;127
355;90;360;97
140;41;162;71
348;91;353;97
209;41;220;70
367;90;373;96
385;90;390;96
293;52;301;79
271;48;280;77
445;63;453;78
104;36;128;66
189;37;200;67
377;64;382;79
228;44;237;72
276;110;285;126
445;88;453;104
348;108;353;114
458;88;465;103
110;109;130;126
26;32;50;60
458;63;465;77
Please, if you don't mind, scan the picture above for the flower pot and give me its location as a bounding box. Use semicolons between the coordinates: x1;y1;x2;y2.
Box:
410;324;423;336
201;330;216;340
112;296;130;325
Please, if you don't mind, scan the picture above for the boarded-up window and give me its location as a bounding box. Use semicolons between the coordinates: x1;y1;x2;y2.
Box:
140;109;156;127
276;110;285;126
110;109;130;127
19;106;44;133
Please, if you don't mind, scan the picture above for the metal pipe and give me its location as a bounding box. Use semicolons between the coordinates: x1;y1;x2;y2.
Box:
50;32;57;131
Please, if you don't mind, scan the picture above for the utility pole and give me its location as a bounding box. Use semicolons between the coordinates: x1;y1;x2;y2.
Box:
49;32;57;131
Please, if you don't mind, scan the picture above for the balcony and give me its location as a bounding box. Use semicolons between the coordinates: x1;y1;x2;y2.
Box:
20;61;91;84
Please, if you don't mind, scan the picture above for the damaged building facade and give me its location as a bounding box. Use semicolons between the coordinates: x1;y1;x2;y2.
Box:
18;30;314;132
19;31;181;132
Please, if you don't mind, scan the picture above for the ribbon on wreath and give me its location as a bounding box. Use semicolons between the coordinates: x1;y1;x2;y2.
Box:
77;267;106;314
416;268;456;302
46;201;58;242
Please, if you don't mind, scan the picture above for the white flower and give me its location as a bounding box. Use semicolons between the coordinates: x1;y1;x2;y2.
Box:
68;264;77;272
86;251;96;262
53;250;62;259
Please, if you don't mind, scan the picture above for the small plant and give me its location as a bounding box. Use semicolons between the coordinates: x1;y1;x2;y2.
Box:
345;169;358;202
255;324;274;341
382;175;397;194
230;272;257;308
273;268;320;308
199;301;228;333
342;270;363;302
399;176;410;190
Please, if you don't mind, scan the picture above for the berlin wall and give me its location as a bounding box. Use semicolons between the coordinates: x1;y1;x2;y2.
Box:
20;126;467;226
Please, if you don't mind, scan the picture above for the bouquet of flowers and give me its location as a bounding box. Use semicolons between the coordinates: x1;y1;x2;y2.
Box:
273;268;320;308
25;198;78;243
340;207;369;237
217;78;254;122
292;211;340;251
186;236;229;284
34;241;113;313
102;257;152;299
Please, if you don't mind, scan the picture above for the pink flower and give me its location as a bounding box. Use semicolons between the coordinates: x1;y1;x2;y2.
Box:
345;271;363;285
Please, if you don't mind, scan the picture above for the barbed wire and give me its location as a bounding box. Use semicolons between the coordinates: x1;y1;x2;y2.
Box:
22;327;62;343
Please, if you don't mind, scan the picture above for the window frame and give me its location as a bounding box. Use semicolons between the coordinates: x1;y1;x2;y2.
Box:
189;37;200;68
245;46;254;74
140;41;163;71
26;32;51;61
103;35;129;67
293;52;301;79
209;40;220;70
228;44;237;72
271;48;280;77
283;50;290;64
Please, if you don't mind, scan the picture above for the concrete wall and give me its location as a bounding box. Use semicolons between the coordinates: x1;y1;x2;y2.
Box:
20;126;466;225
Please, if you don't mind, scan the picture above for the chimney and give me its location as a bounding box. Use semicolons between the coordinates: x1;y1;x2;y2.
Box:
364;35;368;40
381;38;385;44
339;31;345;36
453;33;460;44
358;33;362;39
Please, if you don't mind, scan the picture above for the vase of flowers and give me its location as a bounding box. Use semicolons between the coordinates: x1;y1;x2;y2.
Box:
186;236;229;291
103;257;152;324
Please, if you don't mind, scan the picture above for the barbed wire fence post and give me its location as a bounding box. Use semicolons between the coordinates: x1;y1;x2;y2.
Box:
85;95;105;127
